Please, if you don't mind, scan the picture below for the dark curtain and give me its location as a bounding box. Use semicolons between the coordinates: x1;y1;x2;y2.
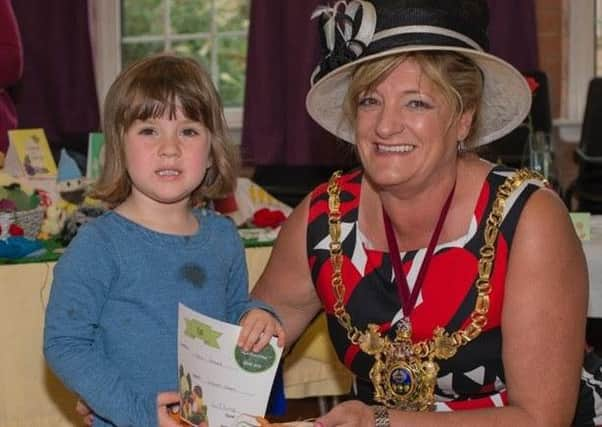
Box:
487;0;538;72
11;0;100;163
240;1;355;168
241;0;538;167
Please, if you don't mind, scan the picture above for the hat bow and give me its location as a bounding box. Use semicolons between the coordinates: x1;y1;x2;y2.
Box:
311;1;376;84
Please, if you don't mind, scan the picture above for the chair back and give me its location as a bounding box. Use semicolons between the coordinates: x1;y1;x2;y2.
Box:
579;78;602;158
572;77;602;211
524;70;553;134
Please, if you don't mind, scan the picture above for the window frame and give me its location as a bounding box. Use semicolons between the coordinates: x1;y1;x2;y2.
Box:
556;0;595;143
91;2;595;140
89;0;244;130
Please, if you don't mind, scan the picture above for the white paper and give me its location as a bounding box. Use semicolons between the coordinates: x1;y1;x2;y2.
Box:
177;303;283;427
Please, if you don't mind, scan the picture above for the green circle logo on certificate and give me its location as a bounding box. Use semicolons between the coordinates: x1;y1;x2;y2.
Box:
234;344;276;373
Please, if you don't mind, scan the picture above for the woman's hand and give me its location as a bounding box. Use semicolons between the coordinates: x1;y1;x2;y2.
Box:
75;399;93;426
314;400;375;427
157;391;182;427
238;308;286;352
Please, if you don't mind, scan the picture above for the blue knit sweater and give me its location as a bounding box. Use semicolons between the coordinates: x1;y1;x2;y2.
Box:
44;209;274;426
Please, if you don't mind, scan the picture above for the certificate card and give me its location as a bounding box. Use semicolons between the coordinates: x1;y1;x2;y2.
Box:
177;303;283;427
5;128;57;178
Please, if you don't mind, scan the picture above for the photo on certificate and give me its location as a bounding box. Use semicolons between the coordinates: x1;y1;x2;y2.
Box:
178;303;283;427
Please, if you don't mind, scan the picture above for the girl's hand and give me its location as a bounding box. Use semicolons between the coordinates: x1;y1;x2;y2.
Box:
238;308;285;352
76;399;93;426
157;391;183;427
314;400;375;427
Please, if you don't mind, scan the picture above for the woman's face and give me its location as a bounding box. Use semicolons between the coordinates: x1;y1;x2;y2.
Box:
354;58;473;190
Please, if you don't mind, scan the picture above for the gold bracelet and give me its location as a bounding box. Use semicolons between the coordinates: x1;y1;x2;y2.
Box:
371;405;390;427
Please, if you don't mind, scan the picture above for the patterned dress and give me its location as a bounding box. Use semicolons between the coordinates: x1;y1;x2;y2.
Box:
306;165;543;410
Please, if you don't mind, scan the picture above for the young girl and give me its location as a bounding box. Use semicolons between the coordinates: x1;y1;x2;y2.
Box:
44;54;284;427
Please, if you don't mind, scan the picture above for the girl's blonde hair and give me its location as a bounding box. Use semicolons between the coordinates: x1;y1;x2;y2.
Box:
91;53;239;206
343;51;484;147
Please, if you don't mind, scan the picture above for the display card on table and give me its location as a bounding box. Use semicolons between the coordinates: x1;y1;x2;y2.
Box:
570;212;591;241
5;129;57;179
86;132;105;181
177;303;282;427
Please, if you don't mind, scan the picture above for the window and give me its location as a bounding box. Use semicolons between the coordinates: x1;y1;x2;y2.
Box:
558;1;596;142
89;0;249;129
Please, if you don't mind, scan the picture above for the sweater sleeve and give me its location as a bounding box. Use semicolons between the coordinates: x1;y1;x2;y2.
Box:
43;224;157;427
222;220;279;324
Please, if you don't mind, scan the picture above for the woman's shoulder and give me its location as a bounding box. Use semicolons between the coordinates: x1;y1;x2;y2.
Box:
488;165;546;186
309;168;363;201
474;162;567;238
458;158;551;226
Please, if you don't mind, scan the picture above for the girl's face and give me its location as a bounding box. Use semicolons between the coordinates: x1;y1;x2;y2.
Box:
123;107;211;210
355;58;473;191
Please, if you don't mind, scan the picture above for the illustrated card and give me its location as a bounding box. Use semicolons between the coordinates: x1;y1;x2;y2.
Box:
5;128;57;178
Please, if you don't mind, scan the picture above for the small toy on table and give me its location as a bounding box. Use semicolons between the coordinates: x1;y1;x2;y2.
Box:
0;181;45;259
56;148;86;210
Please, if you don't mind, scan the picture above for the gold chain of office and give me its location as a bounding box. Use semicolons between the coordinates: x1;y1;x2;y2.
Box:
326;168;545;411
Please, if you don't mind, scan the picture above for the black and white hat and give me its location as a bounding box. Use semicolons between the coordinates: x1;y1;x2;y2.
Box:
305;0;531;146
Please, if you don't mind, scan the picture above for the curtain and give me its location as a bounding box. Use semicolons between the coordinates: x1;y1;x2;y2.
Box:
11;0;100;161
240;0;354;167
241;0;538;167
487;0;539;72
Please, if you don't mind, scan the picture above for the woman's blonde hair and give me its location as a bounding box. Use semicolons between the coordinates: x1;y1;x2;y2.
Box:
90;53;239;206
343;51;484;147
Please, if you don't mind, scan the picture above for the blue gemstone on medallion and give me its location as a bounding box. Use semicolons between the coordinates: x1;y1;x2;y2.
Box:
389;366;413;396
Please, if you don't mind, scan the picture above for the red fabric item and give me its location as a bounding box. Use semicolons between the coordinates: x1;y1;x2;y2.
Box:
0;0;23;154
213;194;238;214
525;76;540;93
252;208;286;228
9;223;24;236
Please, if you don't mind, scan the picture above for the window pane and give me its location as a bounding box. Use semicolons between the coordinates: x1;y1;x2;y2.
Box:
122;0;164;37
121;0;249;110
171;0;211;34
122;42;165;67
215;0;250;32
171;39;211;70
218;35;247;107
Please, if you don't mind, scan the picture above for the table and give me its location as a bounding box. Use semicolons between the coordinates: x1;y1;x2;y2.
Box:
0;247;351;427
2;229;600;426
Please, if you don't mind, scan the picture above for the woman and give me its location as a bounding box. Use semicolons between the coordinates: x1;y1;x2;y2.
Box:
252;0;590;425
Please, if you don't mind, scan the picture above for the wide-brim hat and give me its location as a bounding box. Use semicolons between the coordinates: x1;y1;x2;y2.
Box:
306;0;531;146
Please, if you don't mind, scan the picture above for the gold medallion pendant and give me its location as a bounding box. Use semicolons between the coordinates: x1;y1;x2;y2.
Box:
367;320;439;411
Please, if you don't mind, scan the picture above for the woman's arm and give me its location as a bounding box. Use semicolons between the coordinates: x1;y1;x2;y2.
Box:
251;195;323;348
499;186;587;425
317;187;588;427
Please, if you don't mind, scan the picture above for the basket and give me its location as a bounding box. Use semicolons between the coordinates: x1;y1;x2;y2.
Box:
0;207;45;239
